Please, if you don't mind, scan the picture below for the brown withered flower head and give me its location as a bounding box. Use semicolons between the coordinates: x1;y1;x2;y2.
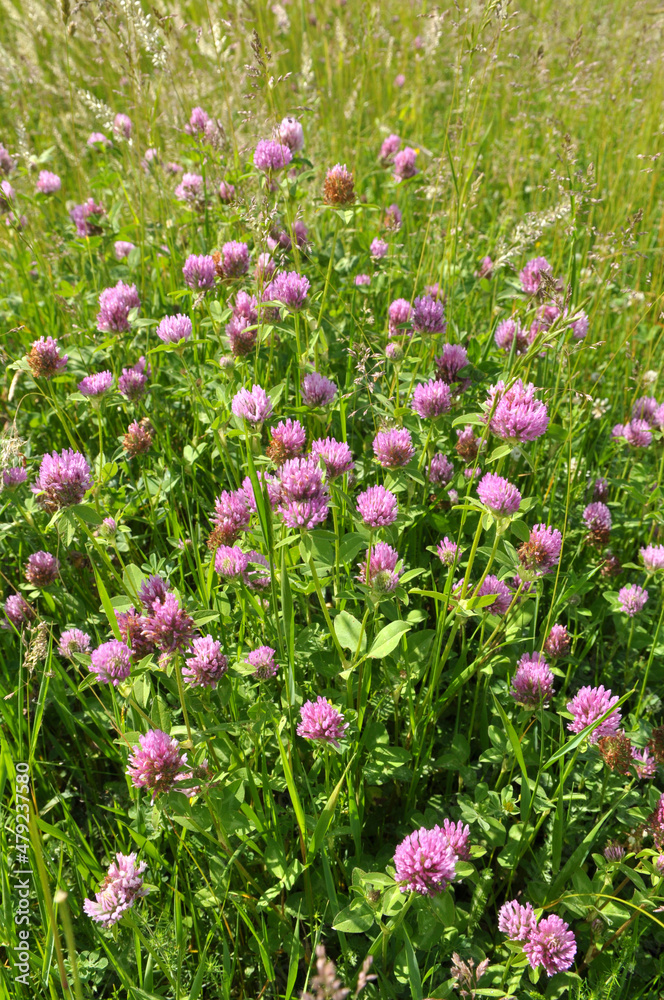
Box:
123;419;153;458
323;163;355;205
597;732;633;775
648;725;664;765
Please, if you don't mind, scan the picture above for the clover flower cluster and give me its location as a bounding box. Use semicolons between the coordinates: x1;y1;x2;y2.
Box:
484;379;549;442
97;281;140;333
83;853;148;926
27;337;68;379
393;820;470;896
297;697;349;747
277;456;329;529
499;900;576;976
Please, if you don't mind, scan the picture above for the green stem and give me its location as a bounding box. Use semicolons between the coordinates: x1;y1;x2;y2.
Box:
309;554;347;668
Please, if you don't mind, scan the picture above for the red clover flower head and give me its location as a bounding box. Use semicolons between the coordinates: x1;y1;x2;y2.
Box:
183;254;216;290
157;314;192;344
35;170;61;194
434;343;469;386
27;336;68;379
393;826;457;895
484;379;549;443
185;106;210;135
428;453;454;485
246;645;279;679
519;255;553;295
311;438;354;479
544;623;570;658
25;551;59;587
209;489;251;547
116;607;155;661
280;495;329;529
297;697;349;748
89;640;132;686
632;746;657;779
323;163;355;204
569;310;589;340
631;396;660;424
393;146;418;181
266;419;306;464
83;852;148;926
123;419;153;457
277;117;304;152
437;537;462;566
604;841;626;862
279;458;329;529
33;449;92;511
380;133;401;163
183;636;228;688
354;274;370;288
244;551;271;590
583;502;611;543
70;198;105;236
58;628;91;658
373;428;415;468
97;281;140;333
592;477;609;502
370;237;389;258
78;371;114;398
523;915;577;976
566;685;621;743
411;378;451;419
495;317;531;354
138;574;171;611
0;143;15;173
613;419;652;447
219;180;235;202
253;139;293;172
2;467;27;490
477;473;521;518
113;113;132;139
231;384;273;423
356;485;398;528
126;729;193;798
517;523;562;576
476;576;513;615
617;584;648;616
142;594;196;654
510;652;554;709
440;819;471;861
4;594;35;628
388;298;413;338
476;255;494;279
118;357;150;401
412;294;446;335
498;900;537;941
279;457;327;501
214;545;249;581
357;543;401;593
87;132;110;147
301;372;337;407
175;172;204;204
255;253;276;283
220;240;250;278
265;270;311;310
641;544;664;572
